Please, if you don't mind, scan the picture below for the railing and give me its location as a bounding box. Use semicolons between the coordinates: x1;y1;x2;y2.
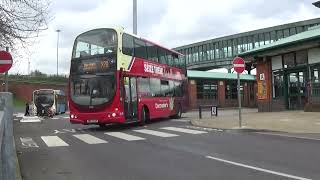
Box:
0;93;16;180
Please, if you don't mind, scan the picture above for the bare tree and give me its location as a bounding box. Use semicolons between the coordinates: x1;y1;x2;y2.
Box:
0;0;50;50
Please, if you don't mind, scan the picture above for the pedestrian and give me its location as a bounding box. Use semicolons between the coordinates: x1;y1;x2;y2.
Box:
25;102;30;116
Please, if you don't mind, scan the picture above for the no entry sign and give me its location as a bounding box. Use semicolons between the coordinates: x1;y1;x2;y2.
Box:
0;51;13;73
233;57;245;74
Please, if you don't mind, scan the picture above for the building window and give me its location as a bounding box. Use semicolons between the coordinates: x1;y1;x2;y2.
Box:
225;81;238;100
196;81;218;100
283;53;295;68
295;50;308;65
273;71;283;98
311;66;320;99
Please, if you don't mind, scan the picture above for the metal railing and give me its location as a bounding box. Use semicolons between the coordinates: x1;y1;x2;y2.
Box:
0;92;15;180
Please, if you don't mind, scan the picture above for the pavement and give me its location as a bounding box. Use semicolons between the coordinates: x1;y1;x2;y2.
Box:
189;108;320;134
12;111;320;180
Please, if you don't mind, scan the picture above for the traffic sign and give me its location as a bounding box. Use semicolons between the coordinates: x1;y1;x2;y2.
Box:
0;51;13;73
233;56;245;74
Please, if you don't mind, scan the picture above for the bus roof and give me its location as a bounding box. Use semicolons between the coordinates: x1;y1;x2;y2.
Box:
74;27;184;56
123;30;184;56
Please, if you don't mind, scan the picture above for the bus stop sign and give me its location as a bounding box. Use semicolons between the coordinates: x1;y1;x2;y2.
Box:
233;57;245;74
0;51;13;73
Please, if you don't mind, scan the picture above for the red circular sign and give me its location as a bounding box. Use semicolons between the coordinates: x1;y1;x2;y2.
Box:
233;56;245;74
0;51;13;73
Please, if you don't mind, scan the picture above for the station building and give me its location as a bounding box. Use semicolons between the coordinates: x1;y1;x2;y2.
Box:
240;25;320;112
187;70;256;109
174;18;320;111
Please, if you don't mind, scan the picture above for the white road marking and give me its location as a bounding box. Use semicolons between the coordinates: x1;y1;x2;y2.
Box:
14;113;24;118
53;130;65;134
133;129;178;137
280;118;290;122
171;119;189;122
20;137;39;148
315;122;320;125
41;136;69;147
14;118;19;121
52;117;59;120
206;156;311;180
73;134;107;144
183;125;223;132
256;132;320;141
20;119;41;123
63;129;76;133
20;116;41;123
160;127;208;134
105;132;145;141
63;117;69;119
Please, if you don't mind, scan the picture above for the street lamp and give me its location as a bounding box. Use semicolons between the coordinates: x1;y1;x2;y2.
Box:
56;29;61;76
133;0;137;35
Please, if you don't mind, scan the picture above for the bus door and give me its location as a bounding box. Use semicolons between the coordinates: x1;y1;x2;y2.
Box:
123;77;138;121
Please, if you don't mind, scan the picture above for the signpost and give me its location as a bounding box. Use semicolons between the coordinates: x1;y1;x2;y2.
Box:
233;56;245;128
0;50;13;92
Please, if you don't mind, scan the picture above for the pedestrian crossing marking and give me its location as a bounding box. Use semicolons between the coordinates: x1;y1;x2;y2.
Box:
20;137;39;148
73;134;107;144
41;136;69;147
105;132;145;141
20;127;209;148
160;127;208;134
133;129;179;137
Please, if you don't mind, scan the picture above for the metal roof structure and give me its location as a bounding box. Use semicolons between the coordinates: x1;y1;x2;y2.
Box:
187;70;256;81
240;25;320;57
174;18;320;70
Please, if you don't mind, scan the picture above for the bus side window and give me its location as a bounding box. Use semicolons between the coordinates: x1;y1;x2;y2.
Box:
150;78;161;97
134;38;147;59
158;48;167;65
122;33;134;56
146;42;158;62
138;77;151;97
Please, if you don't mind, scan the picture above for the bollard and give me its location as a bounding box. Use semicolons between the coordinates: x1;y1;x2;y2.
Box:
199;106;202;119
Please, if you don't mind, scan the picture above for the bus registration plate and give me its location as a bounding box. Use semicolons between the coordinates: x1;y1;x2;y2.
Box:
87;120;98;123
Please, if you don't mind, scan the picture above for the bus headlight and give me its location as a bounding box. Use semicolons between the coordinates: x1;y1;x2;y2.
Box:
112;113;116;117
71;114;74;119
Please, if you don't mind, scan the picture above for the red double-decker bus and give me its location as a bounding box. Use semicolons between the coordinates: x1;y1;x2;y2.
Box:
69;28;187;126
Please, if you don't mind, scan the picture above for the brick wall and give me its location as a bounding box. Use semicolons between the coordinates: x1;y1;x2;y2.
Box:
188;80;197;109
7;82;68;102
256;57;273;112
218;81;225;107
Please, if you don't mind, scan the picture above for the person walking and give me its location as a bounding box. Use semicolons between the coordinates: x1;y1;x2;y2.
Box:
25;102;30;116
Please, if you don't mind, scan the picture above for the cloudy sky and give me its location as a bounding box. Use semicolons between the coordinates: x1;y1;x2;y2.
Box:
10;0;320;75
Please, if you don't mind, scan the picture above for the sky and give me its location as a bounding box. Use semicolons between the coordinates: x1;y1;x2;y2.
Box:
9;0;320;75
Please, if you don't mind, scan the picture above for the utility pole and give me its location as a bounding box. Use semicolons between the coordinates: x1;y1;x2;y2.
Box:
133;0;137;35
56;29;61;76
5;47;9;92
28;60;30;76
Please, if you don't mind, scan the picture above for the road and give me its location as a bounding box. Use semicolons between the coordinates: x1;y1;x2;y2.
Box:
13;113;320;180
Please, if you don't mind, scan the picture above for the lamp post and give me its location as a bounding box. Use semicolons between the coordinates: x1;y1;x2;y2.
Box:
133;0;137;35
56;29;61;76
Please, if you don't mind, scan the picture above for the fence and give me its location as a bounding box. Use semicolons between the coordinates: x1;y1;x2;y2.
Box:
0;93;15;180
